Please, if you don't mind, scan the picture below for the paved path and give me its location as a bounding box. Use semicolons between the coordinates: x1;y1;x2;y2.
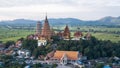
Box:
57;65;71;68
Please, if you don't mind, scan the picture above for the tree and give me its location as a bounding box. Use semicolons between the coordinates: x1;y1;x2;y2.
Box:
5;41;15;48
51;64;58;68
22;39;37;54
0;41;2;43
32;48;39;58
95;63;104;68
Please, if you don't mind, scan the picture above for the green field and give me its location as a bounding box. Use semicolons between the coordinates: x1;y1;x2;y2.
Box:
0;26;35;43
90;32;120;42
0;26;120;43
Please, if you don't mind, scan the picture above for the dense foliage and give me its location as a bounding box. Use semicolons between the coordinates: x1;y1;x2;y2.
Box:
22;39;47;58
5;41;15;48
53;36;120;59
21;36;120;59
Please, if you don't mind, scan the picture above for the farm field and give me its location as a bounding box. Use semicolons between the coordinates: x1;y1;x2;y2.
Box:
70;32;120;43
0;26;35;43
90;32;120;42
0;25;120;43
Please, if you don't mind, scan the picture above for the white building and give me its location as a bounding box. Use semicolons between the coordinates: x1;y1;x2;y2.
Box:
17;49;30;58
38;40;47;46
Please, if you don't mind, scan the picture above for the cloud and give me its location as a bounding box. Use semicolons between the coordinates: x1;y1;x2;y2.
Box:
0;0;120;20
0;0;119;7
0;0;73;7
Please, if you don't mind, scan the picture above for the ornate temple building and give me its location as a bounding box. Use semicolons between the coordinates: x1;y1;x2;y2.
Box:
72;31;83;40
74;31;83;38
56;25;71;40
41;16;52;40
36;15;55;46
45;50;82;65
36;21;41;34
72;27;83;40
63;25;71;40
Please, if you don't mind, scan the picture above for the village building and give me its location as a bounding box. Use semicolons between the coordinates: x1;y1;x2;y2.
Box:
15;40;22;48
17;49;31;58
0;43;5;51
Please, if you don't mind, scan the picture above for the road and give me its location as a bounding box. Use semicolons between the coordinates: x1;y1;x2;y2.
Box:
57;64;72;68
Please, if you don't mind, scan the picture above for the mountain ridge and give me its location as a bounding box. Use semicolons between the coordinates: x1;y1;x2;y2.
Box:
0;16;120;26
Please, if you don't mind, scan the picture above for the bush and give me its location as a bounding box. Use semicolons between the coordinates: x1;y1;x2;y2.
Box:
52;64;58;68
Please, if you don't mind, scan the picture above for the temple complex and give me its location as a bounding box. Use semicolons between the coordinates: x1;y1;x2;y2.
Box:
27;15;91;46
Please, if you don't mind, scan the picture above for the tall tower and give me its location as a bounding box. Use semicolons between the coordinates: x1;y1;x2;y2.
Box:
36;21;41;34
63;25;70;39
41;15;52;39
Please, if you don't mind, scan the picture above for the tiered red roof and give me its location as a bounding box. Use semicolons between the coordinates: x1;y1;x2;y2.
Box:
74;31;83;37
63;25;70;39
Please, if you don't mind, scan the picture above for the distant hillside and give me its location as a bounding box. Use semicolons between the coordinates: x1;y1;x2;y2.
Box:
97;16;120;25
0;16;120;26
0;19;37;26
44;18;85;26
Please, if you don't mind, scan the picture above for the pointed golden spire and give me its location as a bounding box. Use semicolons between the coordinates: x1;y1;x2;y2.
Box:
64;24;69;33
45;13;48;23
63;25;70;39
41;14;52;40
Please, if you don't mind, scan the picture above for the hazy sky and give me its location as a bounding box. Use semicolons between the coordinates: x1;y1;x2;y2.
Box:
0;0;120;21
